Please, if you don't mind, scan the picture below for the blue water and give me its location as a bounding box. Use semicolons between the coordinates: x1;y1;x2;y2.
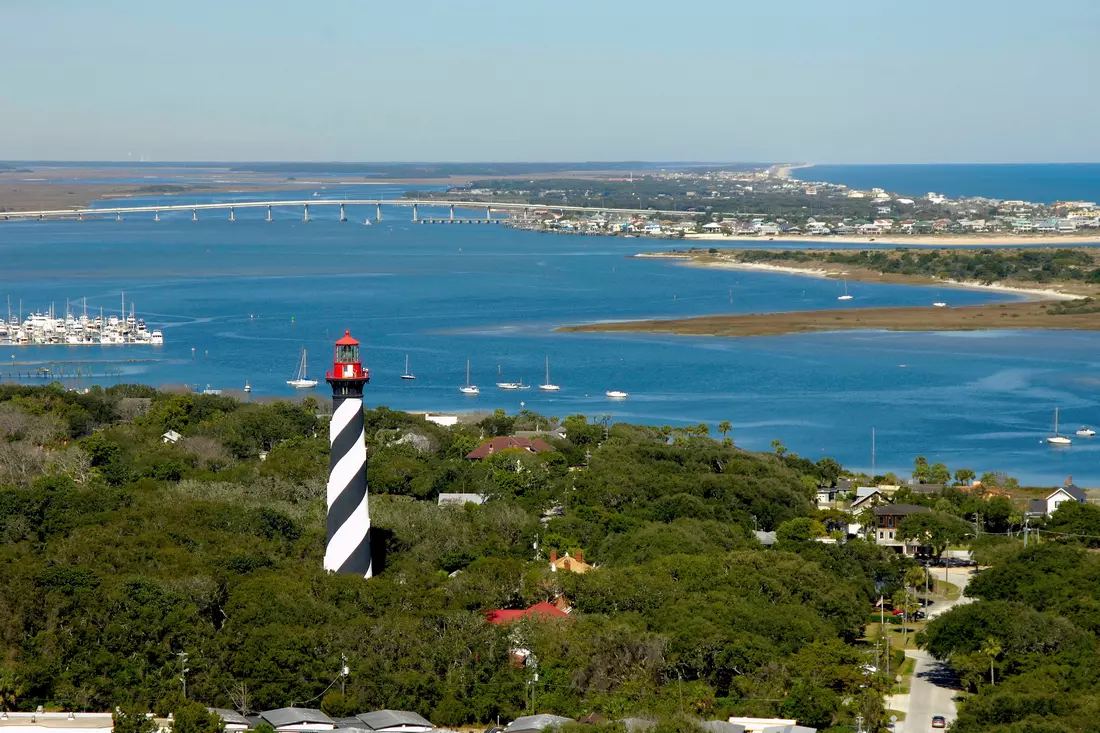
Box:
797;163;1100;204
4;191;1100;485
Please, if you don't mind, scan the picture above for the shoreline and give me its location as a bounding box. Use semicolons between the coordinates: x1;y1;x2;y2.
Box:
558;300;1100;338
682;231;1100;247
637;254;1083;302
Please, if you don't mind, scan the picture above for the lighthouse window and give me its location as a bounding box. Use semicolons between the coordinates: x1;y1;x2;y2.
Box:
336;345;358;363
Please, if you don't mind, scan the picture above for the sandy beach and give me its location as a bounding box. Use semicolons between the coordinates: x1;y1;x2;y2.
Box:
635;252;1085;301
682;231;1100;247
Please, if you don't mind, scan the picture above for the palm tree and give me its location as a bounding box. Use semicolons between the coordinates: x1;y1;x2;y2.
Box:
770;439;788;457
981;637;1002;685
718;420;732;438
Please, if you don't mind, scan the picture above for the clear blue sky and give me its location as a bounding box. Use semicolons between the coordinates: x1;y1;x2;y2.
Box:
3;0;1097;163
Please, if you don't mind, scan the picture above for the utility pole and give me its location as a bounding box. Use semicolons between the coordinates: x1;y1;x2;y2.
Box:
177;652;189;699
1024;518;1029;548
341;654;348;695
855;713;864;733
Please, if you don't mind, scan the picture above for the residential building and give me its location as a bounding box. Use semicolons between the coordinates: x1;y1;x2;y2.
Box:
210;710;251;731
1033;477;1088;516
354;711;434;733
549;550;593;574
849;488;886;512
926;192;947;204
162;430;182;444
486;601;570;625
727;719;809;733
504;715;574;733
437;493;487;507
259;708;336;731
0;713;115;733
872;504;931;555
466;436;555;459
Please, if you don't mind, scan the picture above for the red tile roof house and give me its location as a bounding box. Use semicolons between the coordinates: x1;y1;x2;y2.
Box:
485;601;569;625
465;436;555;460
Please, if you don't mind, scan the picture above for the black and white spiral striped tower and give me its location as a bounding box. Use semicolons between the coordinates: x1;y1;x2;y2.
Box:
324;330;373;577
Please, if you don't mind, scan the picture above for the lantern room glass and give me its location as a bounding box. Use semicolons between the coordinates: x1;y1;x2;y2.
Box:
335;344;359;364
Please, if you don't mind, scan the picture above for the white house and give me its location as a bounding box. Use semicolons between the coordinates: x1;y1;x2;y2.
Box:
1032;479;1088;516
926;192;947;204
161;430;182;444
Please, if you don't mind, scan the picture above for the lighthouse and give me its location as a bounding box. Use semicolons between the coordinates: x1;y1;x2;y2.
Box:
324;330;373;577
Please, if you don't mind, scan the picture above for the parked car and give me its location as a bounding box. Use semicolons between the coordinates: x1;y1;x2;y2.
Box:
932;715;946;728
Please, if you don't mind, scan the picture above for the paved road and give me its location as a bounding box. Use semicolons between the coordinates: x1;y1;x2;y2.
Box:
891;567;975;733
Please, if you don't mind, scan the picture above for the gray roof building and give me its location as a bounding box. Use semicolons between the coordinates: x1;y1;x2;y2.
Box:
754;530;778;547
355;711;434;733
762;726;816;733
210;709;251;731
260;708;335;730
437;493;487;507
504;715;573;733
700;722;746;733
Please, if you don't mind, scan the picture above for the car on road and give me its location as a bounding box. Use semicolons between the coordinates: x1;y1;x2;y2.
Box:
932;715;946;728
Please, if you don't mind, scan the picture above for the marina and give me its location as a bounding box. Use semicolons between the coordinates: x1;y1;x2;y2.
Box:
0;296;163;346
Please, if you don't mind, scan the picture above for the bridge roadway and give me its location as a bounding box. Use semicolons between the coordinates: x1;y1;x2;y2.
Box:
0;199;698;221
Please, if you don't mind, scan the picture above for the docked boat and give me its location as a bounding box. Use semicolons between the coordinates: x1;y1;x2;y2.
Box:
400;354;416;380
1076;426;1095;437
287;347;319;389
606;390;629;399
150;329;164;345
837;281;853;301
1047;408;1072;445
459;360;479;395
539;357;560;392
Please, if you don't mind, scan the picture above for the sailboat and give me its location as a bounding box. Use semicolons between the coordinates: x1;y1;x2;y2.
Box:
1047;408;1072;445
286;347;318;389
459;360;479;395
540;357;561;391
837;281;853;300
496;364;519;390
401;354;416;380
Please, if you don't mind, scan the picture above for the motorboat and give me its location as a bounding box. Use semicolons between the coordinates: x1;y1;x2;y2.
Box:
606;390;629;399
1076;426;1095;437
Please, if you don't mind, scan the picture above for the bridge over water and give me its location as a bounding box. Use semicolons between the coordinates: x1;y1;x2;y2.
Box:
0;199;699;223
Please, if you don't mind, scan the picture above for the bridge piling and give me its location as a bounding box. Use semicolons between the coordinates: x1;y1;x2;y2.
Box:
266;205;273;222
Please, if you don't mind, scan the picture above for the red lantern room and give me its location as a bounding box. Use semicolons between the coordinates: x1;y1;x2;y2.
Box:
328;330;370;382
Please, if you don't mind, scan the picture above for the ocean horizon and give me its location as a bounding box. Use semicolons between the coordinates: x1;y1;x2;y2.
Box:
795;162;1100;204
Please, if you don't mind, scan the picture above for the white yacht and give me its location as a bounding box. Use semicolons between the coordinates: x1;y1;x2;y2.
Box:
606;390;629;399
1076;426;1095;437
933;302;947;307
459;360;479;395
1047;408;1072;445
287;347;318;389
150;329;164;345
539;357;560;391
